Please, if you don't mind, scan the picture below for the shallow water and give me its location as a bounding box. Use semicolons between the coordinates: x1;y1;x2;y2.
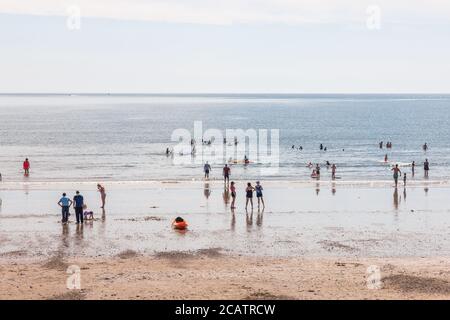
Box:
0;182;449;258
0;94;449;182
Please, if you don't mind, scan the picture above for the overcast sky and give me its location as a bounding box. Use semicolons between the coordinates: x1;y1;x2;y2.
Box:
1;0;449;93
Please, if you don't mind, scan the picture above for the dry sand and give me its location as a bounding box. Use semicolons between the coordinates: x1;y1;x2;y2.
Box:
1;252;449;300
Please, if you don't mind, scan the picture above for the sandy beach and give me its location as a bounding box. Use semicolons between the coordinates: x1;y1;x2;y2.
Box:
1;181;449;299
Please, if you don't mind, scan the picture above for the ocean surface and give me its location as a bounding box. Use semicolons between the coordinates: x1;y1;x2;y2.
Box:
0;94;449;183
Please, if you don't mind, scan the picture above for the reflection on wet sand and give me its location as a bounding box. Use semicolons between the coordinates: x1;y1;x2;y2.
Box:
331;182;336;195
222;186;230;206
393;188;399;210
256;208;264;227
315;182;320;196
203;183;211;199
230;208;236;231
246;210;253;231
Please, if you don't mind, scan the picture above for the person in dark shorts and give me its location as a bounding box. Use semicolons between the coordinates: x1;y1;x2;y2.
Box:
255;181;265;209
223;164;231;184
73;191;84;224
391;164;402;188
245;182;255;210
58;193;72;224
424;159;430;177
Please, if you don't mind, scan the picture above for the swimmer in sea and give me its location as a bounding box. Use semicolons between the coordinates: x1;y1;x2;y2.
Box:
384;154;388;162
391;164;401;188
423;143;428;151
320;144;323;150
244;155;249;164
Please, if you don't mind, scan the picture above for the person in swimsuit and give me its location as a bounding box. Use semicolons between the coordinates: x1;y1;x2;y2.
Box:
412;161;415;176
403;173;407;187
424;159;429;177
315;164;321;176
230;181;236;209
23;158;30;175
423;143;428;151
391;164;401;188
255;181;265;209
223;164;231;184
204;162;211;179
331;164;337;179
97;184;106;208
245;182;255;210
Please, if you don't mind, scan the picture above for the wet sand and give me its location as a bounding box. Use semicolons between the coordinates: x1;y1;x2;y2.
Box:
1;181;449;299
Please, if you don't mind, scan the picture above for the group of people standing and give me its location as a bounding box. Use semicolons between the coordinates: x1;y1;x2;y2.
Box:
203;162;265;211
56;184;106;224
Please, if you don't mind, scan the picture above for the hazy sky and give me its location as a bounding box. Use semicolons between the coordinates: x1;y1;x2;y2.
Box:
1;0;450;93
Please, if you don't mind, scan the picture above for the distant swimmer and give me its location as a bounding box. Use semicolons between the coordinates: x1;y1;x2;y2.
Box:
244;155;249;164
166;147;170;156
331;164;337;179
412;161;415;176
326;161;331;166
204;161;211;179
423;143;428;151
379;141;383;149
384;154;388;162
299;146;303;151
391;164;402;188
97;184;106;208
320;144;323;150
307;162;313;168
424;159;430;178
324;147;327;151
23;158;30;175
292;145;295;149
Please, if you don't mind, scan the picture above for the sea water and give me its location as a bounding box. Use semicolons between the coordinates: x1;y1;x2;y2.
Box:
0;94;449;183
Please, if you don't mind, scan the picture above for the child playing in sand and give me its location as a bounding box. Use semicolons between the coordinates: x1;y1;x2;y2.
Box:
172;216;188;230
255;181;265;209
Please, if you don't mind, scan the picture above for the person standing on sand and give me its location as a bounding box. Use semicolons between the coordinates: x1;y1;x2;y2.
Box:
230;181;236;209
245;182;255;210
23;158;30;175
391;164;401;188
331;164;337;179
223;164;230;184
97;184;106;208
384;154;388;162
403;173;407;187
73;191;84;224
204;162;211;179
58;193;72;224
412;161;415;176
424;159;430;178
255;181;265;209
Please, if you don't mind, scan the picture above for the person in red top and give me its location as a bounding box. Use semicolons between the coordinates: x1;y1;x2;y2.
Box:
23;158;30;175
223;164;231;184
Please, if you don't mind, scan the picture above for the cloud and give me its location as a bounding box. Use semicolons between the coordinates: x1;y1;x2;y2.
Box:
0;0;449;26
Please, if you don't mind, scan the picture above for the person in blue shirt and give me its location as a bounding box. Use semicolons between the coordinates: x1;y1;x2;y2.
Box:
58;193;73;224
73;191;84;224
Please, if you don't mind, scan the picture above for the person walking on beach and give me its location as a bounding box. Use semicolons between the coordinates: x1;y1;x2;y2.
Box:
23;158;30;175
412;161;415;176
424;159;430;178
391;164;402;188
331;164;337;180
245;182;255;210
403;173;407;187
97;184;106;208
58;193;72;224
255;181;265;209
230;181;236;209
223;164;230;184
204;162;211;179
73;191;84;224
